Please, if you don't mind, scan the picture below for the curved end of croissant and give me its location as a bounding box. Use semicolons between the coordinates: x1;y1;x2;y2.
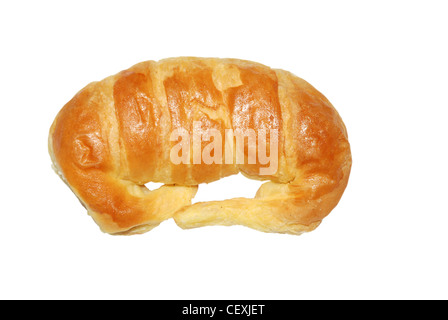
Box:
48;81;199;235
172;154;350;236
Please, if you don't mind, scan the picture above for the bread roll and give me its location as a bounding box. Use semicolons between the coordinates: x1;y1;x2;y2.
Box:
48;57;352;235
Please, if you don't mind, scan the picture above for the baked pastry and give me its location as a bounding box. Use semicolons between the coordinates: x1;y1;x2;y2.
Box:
48;57;352;235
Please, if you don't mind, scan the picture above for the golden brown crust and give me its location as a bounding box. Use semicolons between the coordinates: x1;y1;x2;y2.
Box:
49;57;351;235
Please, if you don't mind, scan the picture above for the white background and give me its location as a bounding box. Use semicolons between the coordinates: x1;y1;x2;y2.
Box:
1;0;447;300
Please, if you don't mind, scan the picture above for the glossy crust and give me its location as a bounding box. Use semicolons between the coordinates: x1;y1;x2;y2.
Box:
49;57;352;235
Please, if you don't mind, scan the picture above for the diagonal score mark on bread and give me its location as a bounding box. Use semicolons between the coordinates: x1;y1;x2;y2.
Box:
48;57;351;235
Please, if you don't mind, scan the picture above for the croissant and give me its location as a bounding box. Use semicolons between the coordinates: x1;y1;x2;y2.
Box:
48;57;352;235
